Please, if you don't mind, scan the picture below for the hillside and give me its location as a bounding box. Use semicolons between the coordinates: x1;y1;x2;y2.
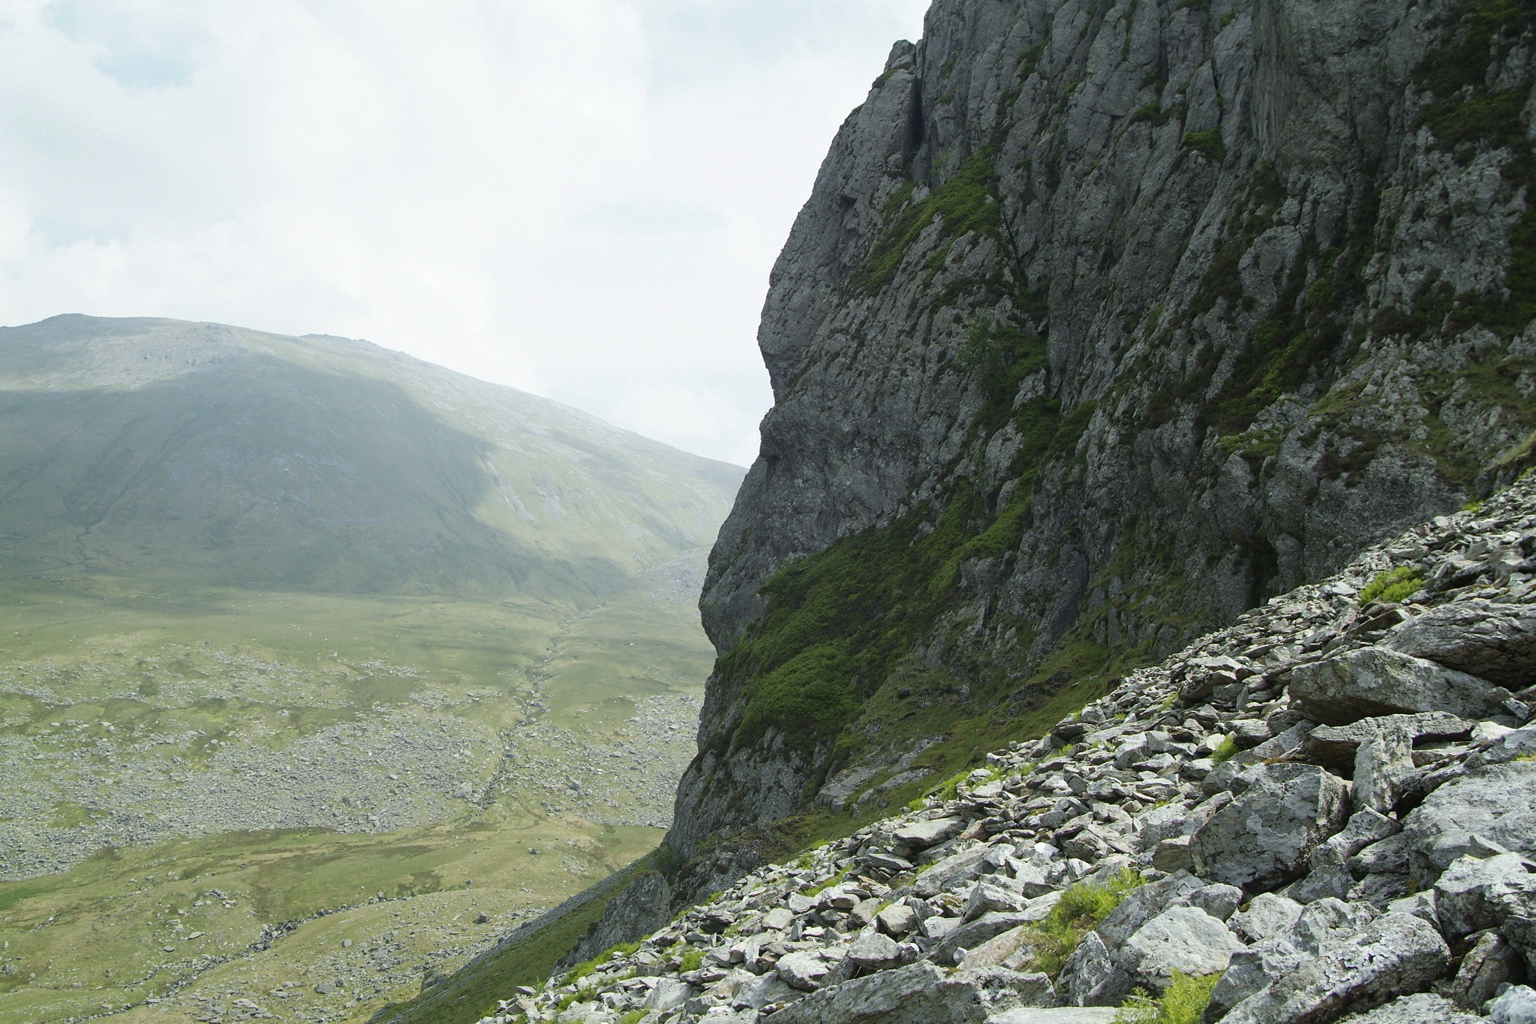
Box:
665;0;1536;881
468;461;1536;1024
0;315;743;1022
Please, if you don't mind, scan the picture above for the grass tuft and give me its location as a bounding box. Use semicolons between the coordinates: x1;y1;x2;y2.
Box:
1209;736;1240;765
1359;567;1426;605
1115;971;1223;1024
1024;868;1144;977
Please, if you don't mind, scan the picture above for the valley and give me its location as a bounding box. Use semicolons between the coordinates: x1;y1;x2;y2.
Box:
0;316;741;1023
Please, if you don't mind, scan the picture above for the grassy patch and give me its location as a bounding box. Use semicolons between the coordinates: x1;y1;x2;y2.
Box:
1024;868;1145;977
1181;128;1224;161
853;152;1003;294
1209;735;1239;765
1115;971;1223;1024
1359;567;1425;605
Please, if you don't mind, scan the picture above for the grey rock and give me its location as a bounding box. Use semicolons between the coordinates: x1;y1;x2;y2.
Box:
1445;931;1518;1010
1489;985;1536;1024
965;881;1028;922
1115;906;1244;991
848;927;904;969
1384;600;1536;688
891;818;966;850
1229;894;1304;945
737;971;802;1010
914;848;991;898
644;977;696;1011
1192;764;1350;890
1055;932;1131;1009
875;903;919;937
957;925;1030;971
1477;726;1536;766
985;1011;1120;1024
1221;913;1451;1024
1186;883;1244;922
1336;992;1484;1024
934;912;1037;966
1152;836;1195;873
1311;811;1403;869
1289;649;1512;726
776;951;833;992
761;907;793;932
768;961;1049;1024
1402;763;1536;884
1095;873;1207;950
1433;853;1536;936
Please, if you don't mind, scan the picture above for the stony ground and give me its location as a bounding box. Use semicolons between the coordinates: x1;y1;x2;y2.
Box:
483;479;1536;1024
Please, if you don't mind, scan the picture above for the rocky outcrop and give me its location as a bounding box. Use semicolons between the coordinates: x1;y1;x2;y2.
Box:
476;460;1536;1024
668;0;1536;865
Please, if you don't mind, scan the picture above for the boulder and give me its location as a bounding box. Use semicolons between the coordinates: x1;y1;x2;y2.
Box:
1114;906;1244;991
1432;853;1536;936
1444;931;1518;1010
1488;985;1536;1024
1288;649;1511;725
875;902;919;936
848;928;904;969
914;848;991;897
1192;764;1350;890
1383;600;1536;688
892;818;966;850
643;977;696;1011
958;925;1029;971
1054;932;1130;1008
1401;762;1536;884
1300;714;1471;773
1229;894;1304;944
776;951;834;991
767;961;1050;1024
986;1011;1121;1024
1220;913;1451;1024
933;912;1037;966
1334;992;1484;1023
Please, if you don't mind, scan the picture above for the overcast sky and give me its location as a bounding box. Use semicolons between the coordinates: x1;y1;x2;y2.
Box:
0;0;929;466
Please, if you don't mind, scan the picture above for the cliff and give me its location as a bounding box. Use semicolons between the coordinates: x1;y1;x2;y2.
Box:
477;461;1536;1024
667;0;1536;868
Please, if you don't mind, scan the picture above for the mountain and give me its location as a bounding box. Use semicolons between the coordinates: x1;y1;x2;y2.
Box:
0;315;743;1023
0;314;741;597
468;472;1536;1024
664;0;1536;873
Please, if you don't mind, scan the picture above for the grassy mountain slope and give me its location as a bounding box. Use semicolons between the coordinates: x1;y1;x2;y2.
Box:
0;316;743;1023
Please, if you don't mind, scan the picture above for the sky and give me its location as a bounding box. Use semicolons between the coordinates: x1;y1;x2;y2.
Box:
0;0;931;466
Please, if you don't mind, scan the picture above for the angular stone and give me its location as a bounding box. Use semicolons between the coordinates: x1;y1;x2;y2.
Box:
875;902;918;936
767;961;1049;1024
1186;883;1244;921
1055;932;1130;1008
1335;992;1484;1024
1488;985;1536;1024
1221;913;1451;1024
1152;836;1195;873
914;848;991;897
1433;853;1536;936
1444;931;1517;1010
1229;893;1304;945
957;925;1028;971
1192;764;1350;890
964;881;1027;922
776;951;833;992
1401;763;1536;884
761;907;793;932
892;818;966;850
1289;648;1512;726
1311;810;1403;868
933;912;1037;966
1114;906;1243;990
1095;873;1206;950
644;977;696;1010
1383;600;1536;688
986;1011;1121;1024
848;928;903;968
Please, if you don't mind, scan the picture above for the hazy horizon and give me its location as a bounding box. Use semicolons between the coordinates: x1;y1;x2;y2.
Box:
0;0;930;465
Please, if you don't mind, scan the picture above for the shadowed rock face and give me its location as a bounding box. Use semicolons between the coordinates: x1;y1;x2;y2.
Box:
668;0;1536;862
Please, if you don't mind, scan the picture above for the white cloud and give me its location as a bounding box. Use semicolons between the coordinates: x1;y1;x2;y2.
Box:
0;0;928;464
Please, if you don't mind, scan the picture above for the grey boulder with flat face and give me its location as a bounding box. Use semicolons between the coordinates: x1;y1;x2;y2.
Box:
1384;600;1536;688
1288;648;1512;725
1193;764;1350;890
1401;762;1536;884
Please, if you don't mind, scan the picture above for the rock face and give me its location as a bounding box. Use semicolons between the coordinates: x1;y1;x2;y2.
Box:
471;481;1536;1024
667;0;1536;864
